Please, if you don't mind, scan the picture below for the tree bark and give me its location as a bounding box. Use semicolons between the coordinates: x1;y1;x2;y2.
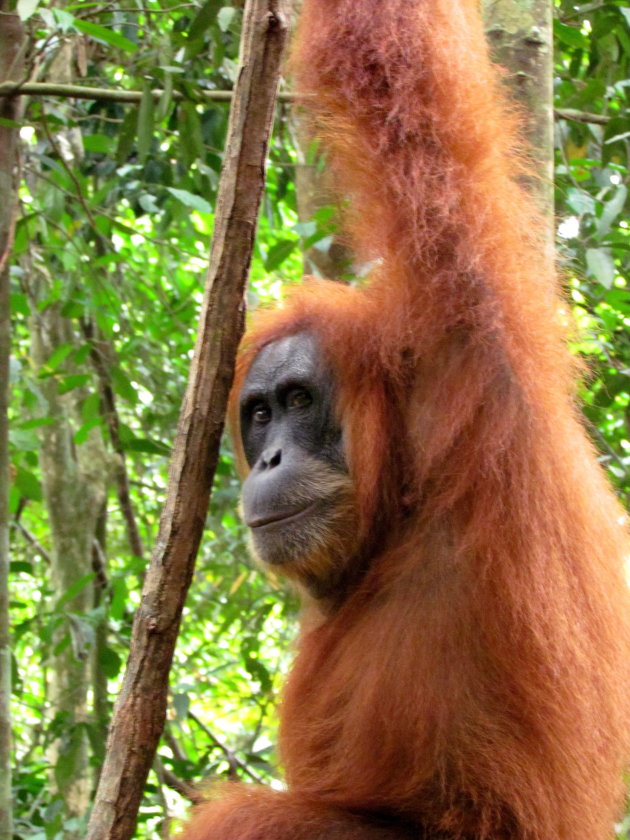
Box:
29;302;107;834
482;0;554;217
86;2;291;839
0;6;23;839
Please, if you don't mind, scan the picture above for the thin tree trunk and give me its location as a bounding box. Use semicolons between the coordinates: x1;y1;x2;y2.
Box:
91;503;109;786
29;301;107;834
0;6;23;839
86;2;291;839
482;0;554;217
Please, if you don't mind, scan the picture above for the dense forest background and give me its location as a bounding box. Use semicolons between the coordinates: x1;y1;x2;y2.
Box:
1;0;630;837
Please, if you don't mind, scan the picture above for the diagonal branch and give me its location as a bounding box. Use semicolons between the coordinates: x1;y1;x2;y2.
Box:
85;2;292;839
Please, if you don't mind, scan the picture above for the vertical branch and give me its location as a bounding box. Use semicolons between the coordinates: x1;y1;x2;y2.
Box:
0;6;23;840
85;1;291;839
82;324;144;561
482;0;554;218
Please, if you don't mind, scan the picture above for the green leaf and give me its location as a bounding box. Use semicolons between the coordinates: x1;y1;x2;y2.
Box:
60;299;84;318
52;7;74;32
11;291;29;315
137;83;155;164
110;366;138;404
52;634;71;658
554;20;589;50
73;344;91;365
17;0;39;22
99;647;122;679
586;248;616;289
74;19;137;53
155;72;174;123
188;0;223;43
218;7;236;32
19;417;56;429
81;392;101;421
74;418;102;445
597;185;627;237
293;221;317;238
9;428;39;451
167;187;212;215
110;577;127;621
179;102;205;166
15;467;42;502
124;437;171;456
56;573;96;610
8;485;20;514
116;108;137;165
565;188;594;216
264;239;297;271
42;343;73;373
245;656;272;693
58;374;91;394
139;193;160;214
83;134;115;154
10;561;34;575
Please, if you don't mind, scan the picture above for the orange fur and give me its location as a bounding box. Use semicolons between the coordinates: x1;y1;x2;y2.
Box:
181;0;630;837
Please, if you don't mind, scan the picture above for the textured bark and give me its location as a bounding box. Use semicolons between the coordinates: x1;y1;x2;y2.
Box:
85;2;290;839
91;503;109;785
482;0;554;216
0;7;23;840
30;304;107;833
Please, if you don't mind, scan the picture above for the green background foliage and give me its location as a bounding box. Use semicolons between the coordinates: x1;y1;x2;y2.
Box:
4;0;630;836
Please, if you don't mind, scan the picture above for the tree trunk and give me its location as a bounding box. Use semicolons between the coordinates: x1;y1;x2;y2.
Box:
86;2;291;839
0;6;23;839
29;301;107;834
482;0;554;217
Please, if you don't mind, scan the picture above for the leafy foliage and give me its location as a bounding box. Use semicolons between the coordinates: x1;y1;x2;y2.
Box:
3;0;630;837
555;0;630;509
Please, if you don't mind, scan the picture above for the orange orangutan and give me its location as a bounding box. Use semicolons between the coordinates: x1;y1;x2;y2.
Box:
180;0;630;837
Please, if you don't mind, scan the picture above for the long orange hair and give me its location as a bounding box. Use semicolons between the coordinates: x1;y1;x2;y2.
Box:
198;0;630;837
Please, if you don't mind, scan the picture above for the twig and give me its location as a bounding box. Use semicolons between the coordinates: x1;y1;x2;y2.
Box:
92;536;109;592
13;521;51;564
188;710;266;785
0;80;293;103
555;107;611;126
156;759;204;805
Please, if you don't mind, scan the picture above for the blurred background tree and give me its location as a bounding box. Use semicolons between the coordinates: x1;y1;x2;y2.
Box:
1;0;628;837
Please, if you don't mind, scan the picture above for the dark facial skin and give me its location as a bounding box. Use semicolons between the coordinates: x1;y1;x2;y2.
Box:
239;333;358;593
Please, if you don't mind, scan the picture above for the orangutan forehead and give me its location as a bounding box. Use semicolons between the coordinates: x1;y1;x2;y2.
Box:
242;333;327;397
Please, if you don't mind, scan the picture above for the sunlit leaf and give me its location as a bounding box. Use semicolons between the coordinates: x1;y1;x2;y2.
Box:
74;19;138;52
17;0;39;22
586;248;616;289
167;187;212;215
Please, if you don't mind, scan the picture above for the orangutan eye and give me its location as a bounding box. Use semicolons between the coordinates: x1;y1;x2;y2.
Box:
251;403;271;424
286;387;313;410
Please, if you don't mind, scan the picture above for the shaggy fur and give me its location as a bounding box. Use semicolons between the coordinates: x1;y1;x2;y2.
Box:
179;0;630;837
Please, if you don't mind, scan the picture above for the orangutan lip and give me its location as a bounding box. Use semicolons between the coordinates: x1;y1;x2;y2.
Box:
248;503;315;529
